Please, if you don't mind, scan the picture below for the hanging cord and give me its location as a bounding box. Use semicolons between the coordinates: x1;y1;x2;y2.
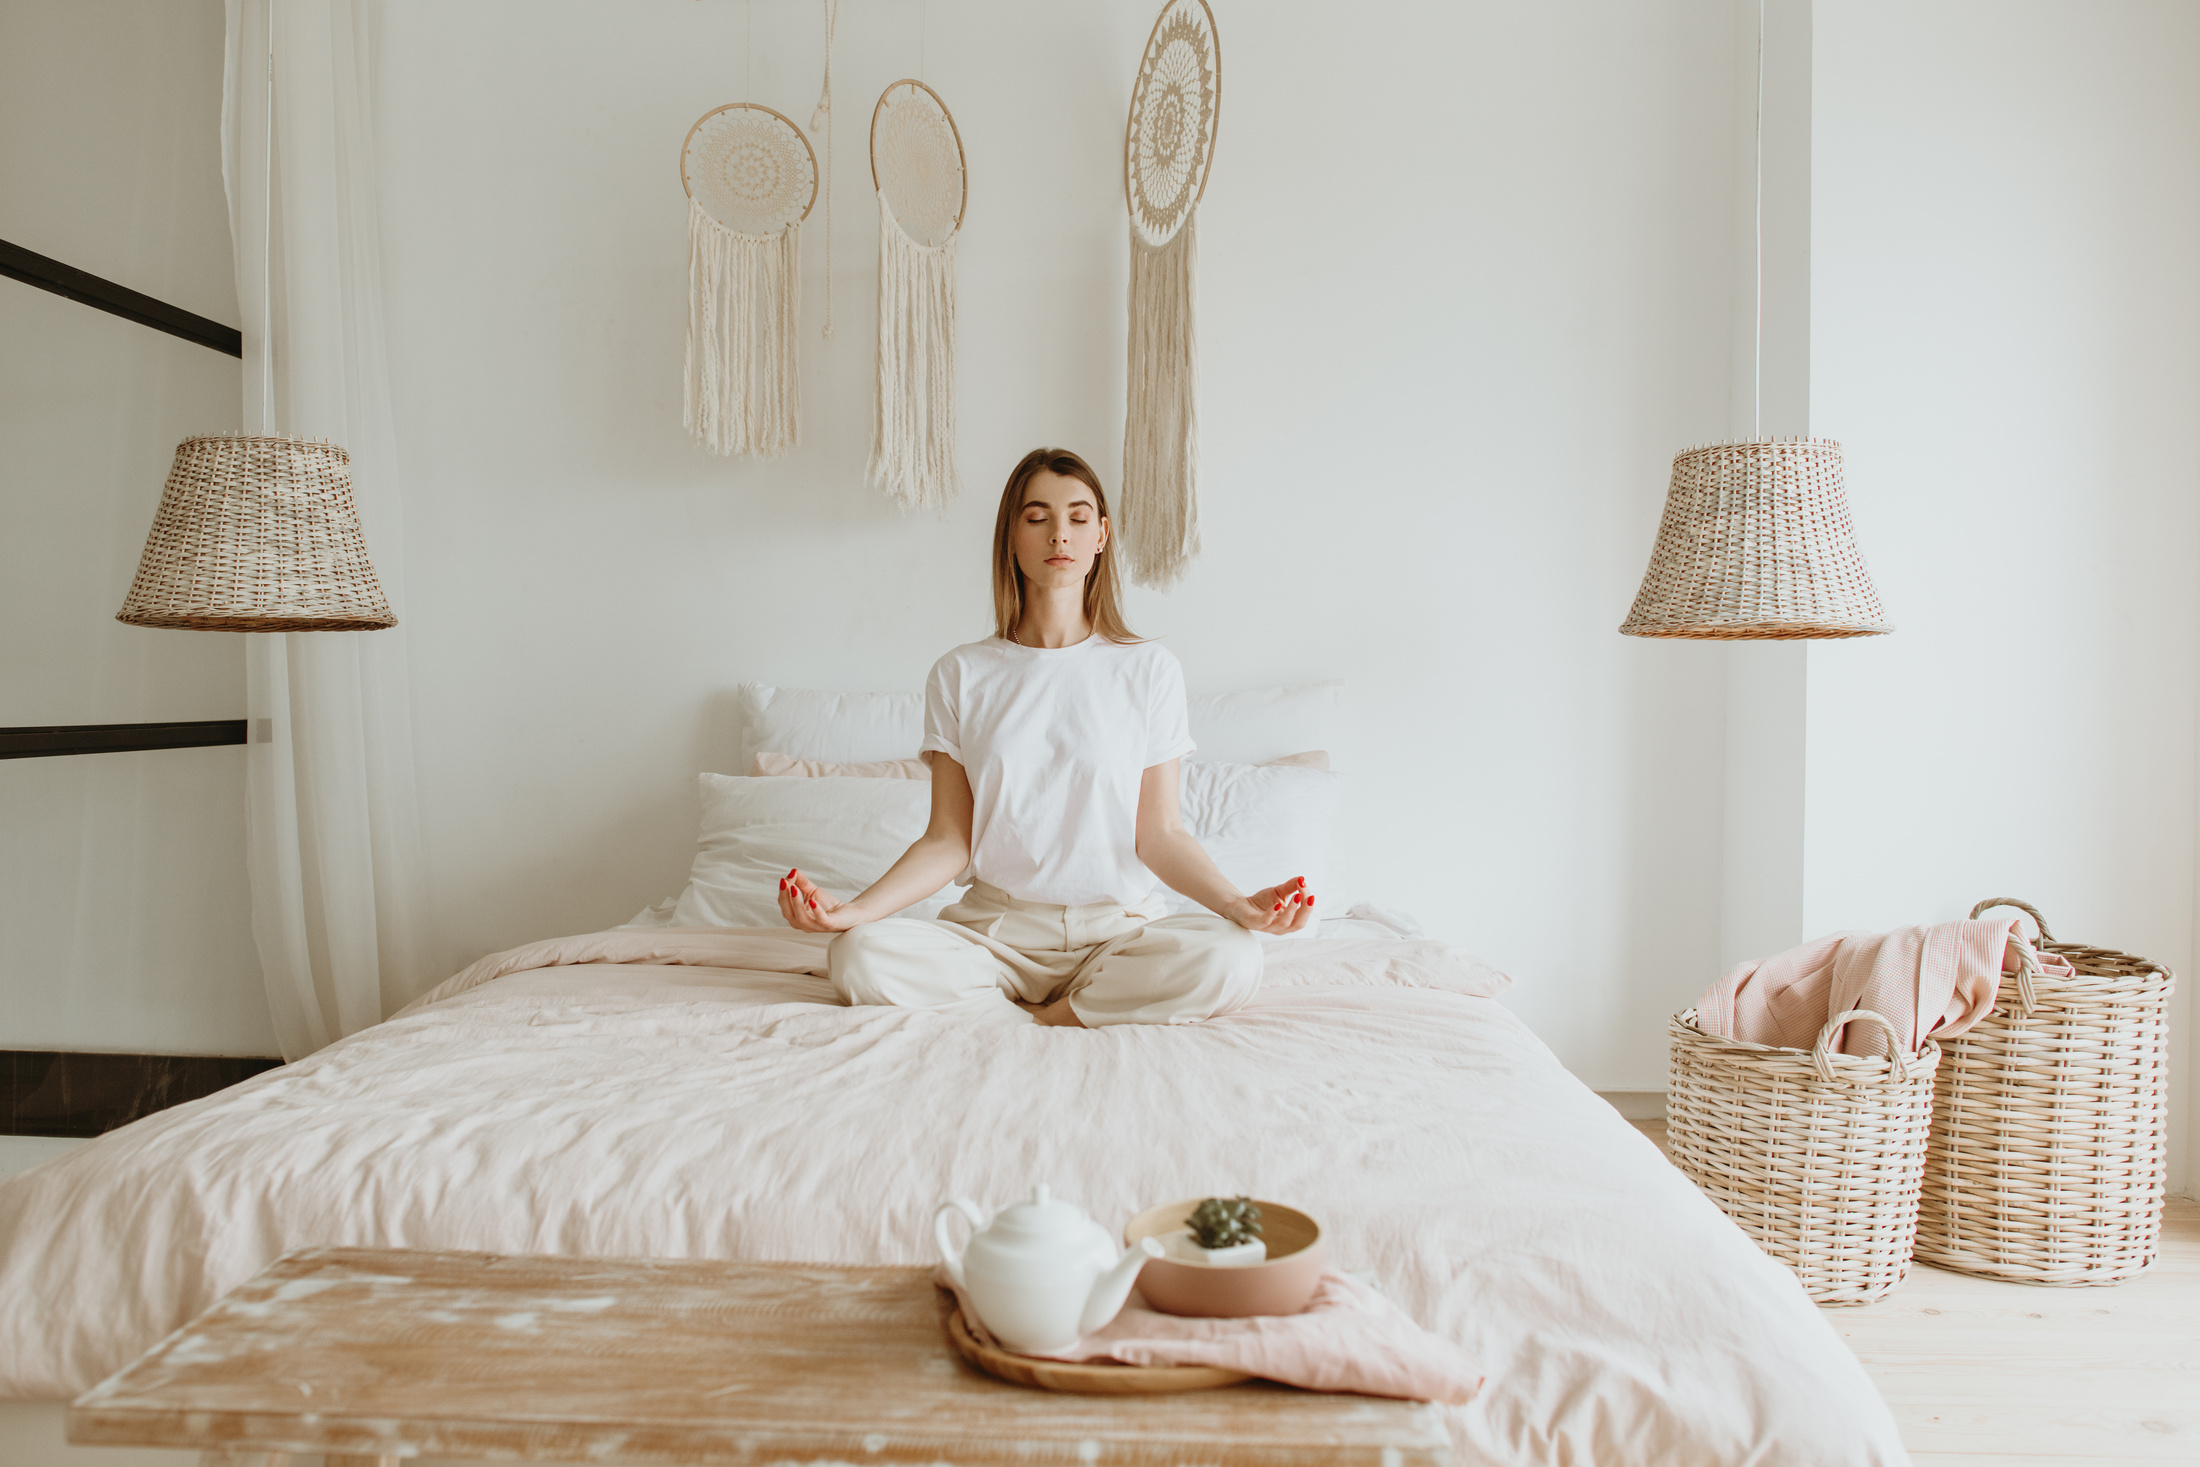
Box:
745;0;753;102
811;0;838;339
262;0;276;432
920;0;927;81
1752;0;1763;442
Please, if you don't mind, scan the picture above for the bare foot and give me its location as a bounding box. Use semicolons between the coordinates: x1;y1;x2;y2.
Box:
1031;995;1087;1029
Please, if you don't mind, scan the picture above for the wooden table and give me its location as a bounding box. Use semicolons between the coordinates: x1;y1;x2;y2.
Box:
69;1247;1449;1465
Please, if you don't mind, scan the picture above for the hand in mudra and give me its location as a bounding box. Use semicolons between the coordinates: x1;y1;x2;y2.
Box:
1229;876;1315;935
779;868;863;934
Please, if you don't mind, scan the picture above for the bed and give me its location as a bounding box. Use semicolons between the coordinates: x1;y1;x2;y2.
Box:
0;684;1909;1463
0;923;1905;1464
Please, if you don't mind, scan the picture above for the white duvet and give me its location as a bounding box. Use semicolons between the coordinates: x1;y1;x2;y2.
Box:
0;929;1907;1465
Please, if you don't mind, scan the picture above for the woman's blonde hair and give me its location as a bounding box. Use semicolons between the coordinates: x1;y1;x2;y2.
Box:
991;448;1142;645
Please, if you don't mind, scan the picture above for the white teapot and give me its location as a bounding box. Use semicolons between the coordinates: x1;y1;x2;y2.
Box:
935;1185;1165;1353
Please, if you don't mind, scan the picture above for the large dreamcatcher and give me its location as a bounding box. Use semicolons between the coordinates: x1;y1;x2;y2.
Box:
868;79;967;510
681;102;818;458
1122;0;1220;588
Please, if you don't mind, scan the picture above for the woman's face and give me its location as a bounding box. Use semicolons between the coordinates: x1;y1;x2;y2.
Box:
1013;470;1109;592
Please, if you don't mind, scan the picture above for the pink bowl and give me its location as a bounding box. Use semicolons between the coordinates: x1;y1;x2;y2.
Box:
1124;1199;1326;1318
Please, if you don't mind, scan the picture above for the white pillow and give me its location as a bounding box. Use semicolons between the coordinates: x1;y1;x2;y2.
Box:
1186;682;1342;766
1164;760;1345;939
667;774;963;928
738;678;1342;770
736;684;922;770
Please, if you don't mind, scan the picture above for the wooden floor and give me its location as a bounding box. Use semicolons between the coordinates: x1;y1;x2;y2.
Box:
1633;1120;2200;1464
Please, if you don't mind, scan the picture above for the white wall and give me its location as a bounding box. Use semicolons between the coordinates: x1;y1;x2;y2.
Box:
1806;0;2200;1192
0;1;274;1056
9;0;2189;1131
373;0;1747;1087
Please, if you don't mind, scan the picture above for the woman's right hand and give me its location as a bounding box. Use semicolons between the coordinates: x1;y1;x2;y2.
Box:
779;868;866;934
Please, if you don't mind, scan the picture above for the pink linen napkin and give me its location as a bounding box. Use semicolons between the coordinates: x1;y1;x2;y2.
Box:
939;1267;1484;1405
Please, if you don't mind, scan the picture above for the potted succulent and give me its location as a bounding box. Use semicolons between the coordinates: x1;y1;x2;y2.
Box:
1168;1196;1266;1267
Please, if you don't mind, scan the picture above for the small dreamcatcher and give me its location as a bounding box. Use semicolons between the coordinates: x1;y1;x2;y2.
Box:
868;79;967;510
681;102;818;458
1122;0;1220;588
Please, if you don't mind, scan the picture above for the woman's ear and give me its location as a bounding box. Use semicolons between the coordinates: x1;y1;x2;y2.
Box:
1098;516;1111;552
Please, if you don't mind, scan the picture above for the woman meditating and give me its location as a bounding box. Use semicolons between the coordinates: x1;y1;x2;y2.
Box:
778;447;1314;1027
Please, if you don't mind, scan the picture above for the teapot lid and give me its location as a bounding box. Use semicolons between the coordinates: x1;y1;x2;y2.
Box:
988;1184;1091;1238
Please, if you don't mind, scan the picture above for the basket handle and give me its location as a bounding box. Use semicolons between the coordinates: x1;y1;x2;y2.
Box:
1969;898;2048;1014
1812;1009;1919;1084
1969;896;2054;943
2004;933;2043;1015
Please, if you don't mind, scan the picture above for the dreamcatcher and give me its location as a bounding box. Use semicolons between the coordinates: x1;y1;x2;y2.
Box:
1122;0;1220;588
681;102;818;458
869;79;967;509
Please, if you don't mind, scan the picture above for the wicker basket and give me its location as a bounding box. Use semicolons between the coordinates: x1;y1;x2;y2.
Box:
1915;898;2175;1286
1668;1007;1940;1304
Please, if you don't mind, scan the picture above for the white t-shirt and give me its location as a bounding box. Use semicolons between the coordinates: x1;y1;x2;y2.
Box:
920;635;1195;907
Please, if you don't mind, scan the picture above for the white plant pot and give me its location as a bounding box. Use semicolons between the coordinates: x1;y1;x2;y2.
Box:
1162;1228;1266;1267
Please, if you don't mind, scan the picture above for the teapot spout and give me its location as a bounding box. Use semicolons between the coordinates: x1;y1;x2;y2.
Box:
1079;1236;1165;1337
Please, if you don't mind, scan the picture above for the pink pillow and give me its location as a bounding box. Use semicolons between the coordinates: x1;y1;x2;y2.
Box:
749;750;1331;778
748;751;931;779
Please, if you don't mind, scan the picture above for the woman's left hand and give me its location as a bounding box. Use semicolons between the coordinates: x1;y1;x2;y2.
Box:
1227;876;1315;934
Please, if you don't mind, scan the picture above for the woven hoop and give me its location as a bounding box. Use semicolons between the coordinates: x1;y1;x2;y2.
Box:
681;103;817;237
1125;0;1219;248
116;435;394;632
1620;438;1892;640
871;79;964;248
1668;1008;1940;1304
1915;899;2175;1286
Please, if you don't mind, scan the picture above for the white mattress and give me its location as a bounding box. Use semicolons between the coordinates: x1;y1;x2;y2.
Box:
0;930;1906;1465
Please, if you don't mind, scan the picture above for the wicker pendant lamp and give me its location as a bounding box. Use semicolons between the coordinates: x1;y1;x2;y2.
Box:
1620;4;1889;642
117;3;393;635
1620;437;1887;639
116;435;394;631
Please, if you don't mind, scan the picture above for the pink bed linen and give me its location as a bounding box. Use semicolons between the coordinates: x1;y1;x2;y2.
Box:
1692;917;2067;1055
0;928;1907;1466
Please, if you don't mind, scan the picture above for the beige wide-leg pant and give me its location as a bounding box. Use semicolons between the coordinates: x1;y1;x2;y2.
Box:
829;881;1262;1027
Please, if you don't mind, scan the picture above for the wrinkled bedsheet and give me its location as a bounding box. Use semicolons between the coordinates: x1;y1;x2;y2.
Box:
0;928;1906;1465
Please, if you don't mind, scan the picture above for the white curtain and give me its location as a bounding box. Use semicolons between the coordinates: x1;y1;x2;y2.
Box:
223;0;434;1060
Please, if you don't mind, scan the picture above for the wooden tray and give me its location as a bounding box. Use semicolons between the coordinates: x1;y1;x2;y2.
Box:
943;1304;1251;1394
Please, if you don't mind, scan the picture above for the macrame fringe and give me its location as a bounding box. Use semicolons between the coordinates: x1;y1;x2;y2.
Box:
1122;209;1199;588
869;195;960;510
684;194;801;458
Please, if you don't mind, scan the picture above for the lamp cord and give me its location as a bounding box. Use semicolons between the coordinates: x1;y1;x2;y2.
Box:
1753;0;1763;443
262;0;276;433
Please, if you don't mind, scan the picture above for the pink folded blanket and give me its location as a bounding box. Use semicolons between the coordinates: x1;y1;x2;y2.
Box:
940;1267;1484;1405
1693;917;2073;1056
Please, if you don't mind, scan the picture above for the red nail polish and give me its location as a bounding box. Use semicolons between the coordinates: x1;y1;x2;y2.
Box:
1274;902;1284;912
